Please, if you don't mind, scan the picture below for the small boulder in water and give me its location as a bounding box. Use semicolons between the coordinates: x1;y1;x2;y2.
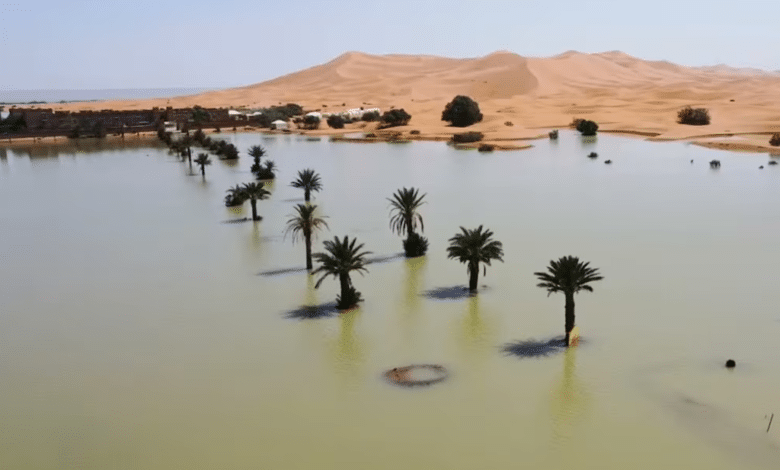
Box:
725;359;736;368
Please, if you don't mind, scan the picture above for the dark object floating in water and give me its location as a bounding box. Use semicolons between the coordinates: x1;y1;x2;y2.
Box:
768;161;778;166
284;302;339;320
588;152;598;159
726;359;736;368
385;364;448;387
502;337;569;358
710;159;721;168
760;166;764;169
604;159;612;164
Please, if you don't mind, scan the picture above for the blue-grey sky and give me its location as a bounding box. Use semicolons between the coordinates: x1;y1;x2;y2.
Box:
1;0;777;90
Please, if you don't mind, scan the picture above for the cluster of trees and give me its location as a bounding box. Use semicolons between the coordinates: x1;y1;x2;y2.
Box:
255;104;303;128
248;145;277;180
379;109;412;128
769;133;780;147
326;115;345;129
0;114;27;133
572;119;598;136
677;106;710;126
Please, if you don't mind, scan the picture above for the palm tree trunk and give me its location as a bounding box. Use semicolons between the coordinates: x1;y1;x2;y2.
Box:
564;292;575;346
468;263;479;292
304;231;312;270
200;164;205;177
406;215;413;239
250;199;258;221
339;272;350;305
304;189;310;202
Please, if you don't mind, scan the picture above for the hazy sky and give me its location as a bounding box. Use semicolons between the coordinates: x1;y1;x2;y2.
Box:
1;0;778;90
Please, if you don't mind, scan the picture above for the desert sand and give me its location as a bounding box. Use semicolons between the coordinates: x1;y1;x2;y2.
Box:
47;51;780;152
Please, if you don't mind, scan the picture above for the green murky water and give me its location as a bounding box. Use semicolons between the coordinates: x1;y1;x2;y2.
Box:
1;132;779;469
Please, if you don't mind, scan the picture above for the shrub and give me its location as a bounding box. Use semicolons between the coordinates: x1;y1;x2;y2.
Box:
478;144;495;152
505;121;513;127
403;232;429;258
410;130;420;135
570;118;584;129
549;129;559;140
588;152;598;159
379;109;411;128
362;111;380;122
441;95;483;127
364;133;377;138
452;132;484;143
302;115;321;130
327;115;345;129
576;120;598;136
769;133;780;146
336;286;363;310
677;106;710;125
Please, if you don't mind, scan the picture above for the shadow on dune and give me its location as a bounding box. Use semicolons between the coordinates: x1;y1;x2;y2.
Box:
421;285;483;301
502;336;569;358
284;302;339;320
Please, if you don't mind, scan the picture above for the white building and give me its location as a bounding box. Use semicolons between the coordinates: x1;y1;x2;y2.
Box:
271;120;288;130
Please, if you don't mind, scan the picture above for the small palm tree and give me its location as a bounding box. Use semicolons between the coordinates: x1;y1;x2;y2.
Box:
241;182;271;221
224;184;246;207
534;256;604;346
388;187;425;238
446;225;504;292
248;145;267;176
285;204;329;270
194;153;211;177
312;236;372;309
290;169;323;202
389;187;428;257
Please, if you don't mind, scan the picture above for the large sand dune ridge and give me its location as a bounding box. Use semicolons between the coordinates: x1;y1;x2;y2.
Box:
52;50;780;150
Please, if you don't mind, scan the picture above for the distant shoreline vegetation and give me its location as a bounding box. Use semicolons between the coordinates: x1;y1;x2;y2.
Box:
0;88;215;105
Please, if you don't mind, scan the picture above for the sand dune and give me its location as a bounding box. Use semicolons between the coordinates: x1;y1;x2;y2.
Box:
51;50;780;152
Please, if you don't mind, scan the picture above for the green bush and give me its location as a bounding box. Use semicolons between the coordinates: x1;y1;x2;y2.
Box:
677;106;710;125
327;115;345;129
336;287;363;310
379;109;411;128
302;115;320;130
576;120;598;136
403;232;429;258
452;132;484;143
441;95;483;127
362;111;380;122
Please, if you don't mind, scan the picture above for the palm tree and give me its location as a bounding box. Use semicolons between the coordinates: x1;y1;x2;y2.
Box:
248;145;266;175
240;182;270;221
290;169;323;202
388;187;426;239
285;204;329;270
534;256;604;346
194;153;211;177
312;236;372;309
224;184;246;207
446;225;504;292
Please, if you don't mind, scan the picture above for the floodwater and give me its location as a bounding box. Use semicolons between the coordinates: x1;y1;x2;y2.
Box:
1;132;779;469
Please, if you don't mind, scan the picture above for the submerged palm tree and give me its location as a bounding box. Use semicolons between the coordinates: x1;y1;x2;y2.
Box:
312;236;371;309
389;187;428;257
285;204;329;270
534;256;604;346
290;169;323;202
194;153;211;177
241;182;271;221
446;225;504;292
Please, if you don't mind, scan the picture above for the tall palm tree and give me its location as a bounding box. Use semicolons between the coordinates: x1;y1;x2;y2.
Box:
312;236;372;309
534;256;604;346
290;169;323;202
446;225;504;292
241;182;271;221
249;145;266;175
194;153;211;177
285;204;329;270
388;187;426;239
